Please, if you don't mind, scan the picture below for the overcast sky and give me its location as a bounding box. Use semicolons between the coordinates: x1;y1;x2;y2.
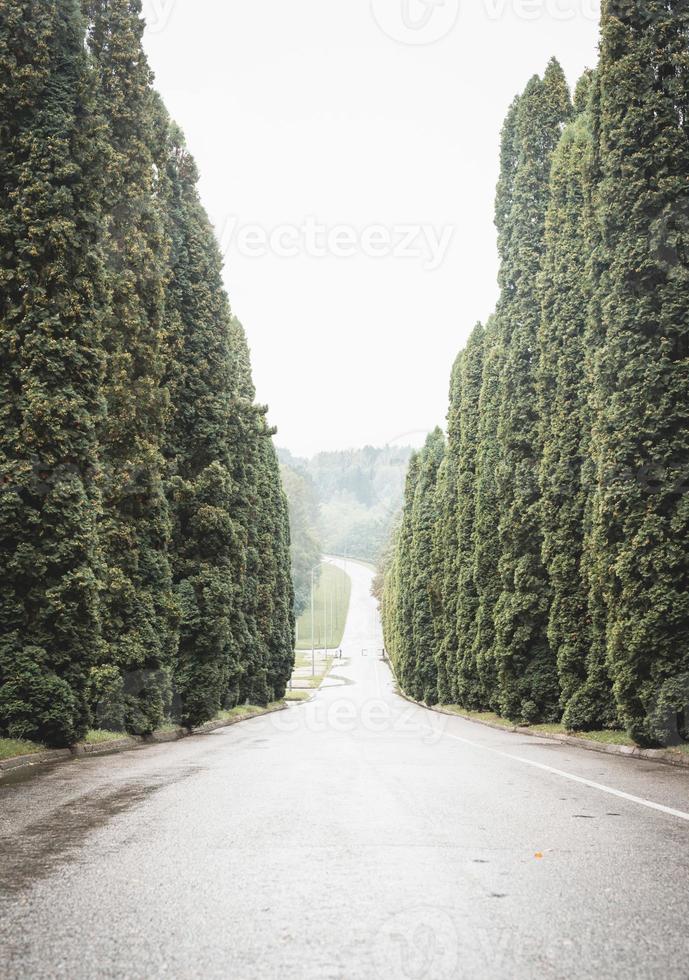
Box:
143;0;601;457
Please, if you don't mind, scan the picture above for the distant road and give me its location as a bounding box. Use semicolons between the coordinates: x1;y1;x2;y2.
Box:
1;559;689;979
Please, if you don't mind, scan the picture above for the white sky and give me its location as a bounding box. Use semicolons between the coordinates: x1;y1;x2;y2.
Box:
144;0;601;457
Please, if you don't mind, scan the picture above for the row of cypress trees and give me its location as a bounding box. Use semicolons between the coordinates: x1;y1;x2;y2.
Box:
0;0;294;748
382;1;689;748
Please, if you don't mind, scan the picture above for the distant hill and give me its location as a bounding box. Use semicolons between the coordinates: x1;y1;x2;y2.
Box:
278;445;414;563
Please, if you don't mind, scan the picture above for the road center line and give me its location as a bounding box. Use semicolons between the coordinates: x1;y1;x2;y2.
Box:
423;724;689;824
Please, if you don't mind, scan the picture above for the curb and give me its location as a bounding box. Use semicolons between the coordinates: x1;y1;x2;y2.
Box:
194;704;288;735
72;737;139;757
0;704;289;779
393;678;689;771
0;749;72;773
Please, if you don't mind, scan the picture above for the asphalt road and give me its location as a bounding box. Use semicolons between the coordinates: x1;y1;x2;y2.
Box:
2;558;689;980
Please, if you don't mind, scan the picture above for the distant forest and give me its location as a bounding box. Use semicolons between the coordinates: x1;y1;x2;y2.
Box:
279;446;414;566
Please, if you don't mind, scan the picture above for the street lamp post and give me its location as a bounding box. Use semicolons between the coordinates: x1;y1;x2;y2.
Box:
311;566;316;678
324;576;328;660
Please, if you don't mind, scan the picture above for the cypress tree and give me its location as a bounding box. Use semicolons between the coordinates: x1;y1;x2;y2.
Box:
432;355;463;703
389;453;421;694
408;429;445;704
161;123;243;728
227;317;267;706
538;86;590;716
575;69;619;733
472;318;503;711
84;0;177;736
224;317;294;706
255;434;295;703
455;324;485;708
0;0;107;746
381;544;402;675
590;1;689;745
538;74;616;730
494;61;572;723
470;100;522;714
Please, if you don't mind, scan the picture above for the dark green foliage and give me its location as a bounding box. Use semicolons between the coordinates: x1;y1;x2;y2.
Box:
160;122;241;729
539;79;616;732
432;356;462;703
470;99;522;715
409;429;445;704
588;1;689;745
538;101;592;716
472;318;503;711
85;0;176;736
455;325;485;709
384;454;420;692
493;61;572;724
381;19;689;750
255;436;295;702
0;2;295;745
382;433;445;704
0;0;107;746
226;319;294;708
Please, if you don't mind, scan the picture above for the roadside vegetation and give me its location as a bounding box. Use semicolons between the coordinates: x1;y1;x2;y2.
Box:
381;8;689;752
0;1;294;750
284;691;312;703
83;731;127;745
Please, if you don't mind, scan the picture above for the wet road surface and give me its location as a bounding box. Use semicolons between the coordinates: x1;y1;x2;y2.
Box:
1;558;689;979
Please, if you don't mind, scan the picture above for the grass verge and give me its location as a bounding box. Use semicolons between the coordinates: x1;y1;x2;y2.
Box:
296;563;351;651
447;714;689;753
0;738;44;761
440;707;516;729
214;702;284;722
84;729;127;745
530;724;634;745
285;690;311;702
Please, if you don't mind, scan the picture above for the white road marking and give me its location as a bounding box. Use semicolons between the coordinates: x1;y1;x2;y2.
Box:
423;724;689;824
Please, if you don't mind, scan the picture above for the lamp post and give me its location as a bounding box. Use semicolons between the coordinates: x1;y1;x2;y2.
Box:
311;565;316;678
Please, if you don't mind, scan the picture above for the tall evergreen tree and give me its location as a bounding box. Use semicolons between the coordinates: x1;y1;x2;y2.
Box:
0;0;108;746
227;317;268;706
589;1;689;745
409;429;445;704
432;354;463;703
494;61;572;723
84;0;177;735
576;69;619;733
538;74;616;731
455;324;485;708
224;318;294;706
388;453;421;694
161;123;244;728
470;100;522;713
255;434;295;702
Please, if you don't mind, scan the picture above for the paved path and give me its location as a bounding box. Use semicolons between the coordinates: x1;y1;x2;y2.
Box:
1;558;689;979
